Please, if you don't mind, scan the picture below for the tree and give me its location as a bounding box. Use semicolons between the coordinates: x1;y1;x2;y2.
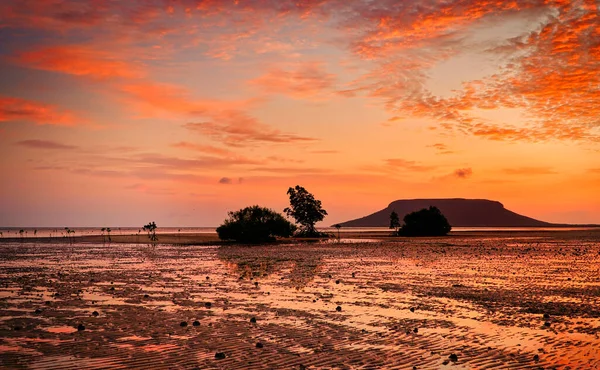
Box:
143;222;158;242
284;185;328;237
397;206;451;236
389;211;400;233
333;224;342;240
217;205;296;243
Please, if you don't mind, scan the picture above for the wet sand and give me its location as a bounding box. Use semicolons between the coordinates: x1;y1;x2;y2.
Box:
1;231;599;369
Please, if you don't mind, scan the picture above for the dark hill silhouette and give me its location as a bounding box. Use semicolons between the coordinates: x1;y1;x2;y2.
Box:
338;199;555;227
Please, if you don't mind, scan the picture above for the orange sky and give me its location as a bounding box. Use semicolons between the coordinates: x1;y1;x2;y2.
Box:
1;0;599;227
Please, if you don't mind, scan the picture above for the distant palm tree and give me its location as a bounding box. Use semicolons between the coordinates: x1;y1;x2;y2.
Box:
107;228;112;243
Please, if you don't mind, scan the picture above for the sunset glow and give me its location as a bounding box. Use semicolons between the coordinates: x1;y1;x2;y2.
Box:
1;0;599;226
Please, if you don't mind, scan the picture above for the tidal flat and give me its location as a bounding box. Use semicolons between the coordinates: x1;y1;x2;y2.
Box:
1;231;599;369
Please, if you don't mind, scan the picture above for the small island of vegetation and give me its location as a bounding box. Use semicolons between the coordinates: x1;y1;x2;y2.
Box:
391;206;452;236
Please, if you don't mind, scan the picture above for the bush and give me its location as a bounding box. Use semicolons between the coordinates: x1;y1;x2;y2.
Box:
397;206;451;236
217;205;297;243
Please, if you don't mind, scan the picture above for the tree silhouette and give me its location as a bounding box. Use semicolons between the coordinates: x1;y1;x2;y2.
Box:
397;206;451;236
284;185;328;237
106;228;112;243
217;205;296;243
333;224;342;240
143;222;158;242
389;211;400;234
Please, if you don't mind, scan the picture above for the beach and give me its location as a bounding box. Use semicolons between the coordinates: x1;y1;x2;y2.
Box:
1;230;599;369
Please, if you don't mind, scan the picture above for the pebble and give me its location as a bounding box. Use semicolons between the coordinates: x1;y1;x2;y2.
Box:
256;342;263;348
180;321;188;327
215;352;226;360
336;306;342;312
449;353;458;362
77;324;85;331
193;320;200;327
92;311;99;317
250;317;257;323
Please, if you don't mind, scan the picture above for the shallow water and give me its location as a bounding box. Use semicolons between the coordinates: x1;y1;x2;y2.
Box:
1;235;599;369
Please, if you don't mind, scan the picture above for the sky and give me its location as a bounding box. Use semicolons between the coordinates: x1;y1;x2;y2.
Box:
1;0;599;227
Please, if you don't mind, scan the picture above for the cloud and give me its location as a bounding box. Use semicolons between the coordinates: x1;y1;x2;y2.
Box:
133;153;261;168
453;168;473;179
428;143;454;155
249;62;336;100
384;158;436;172
119;82;245;117
184;110;317;147
502;167;557;175
16;139;78;150
218;177;233;184
16;45;145;79
0;96;81;126
171;142;236;156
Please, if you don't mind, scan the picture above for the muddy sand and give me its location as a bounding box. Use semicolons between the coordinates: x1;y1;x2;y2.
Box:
1;230;599;369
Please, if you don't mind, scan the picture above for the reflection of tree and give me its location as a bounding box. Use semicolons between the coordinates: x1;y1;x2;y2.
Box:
217;246;323;289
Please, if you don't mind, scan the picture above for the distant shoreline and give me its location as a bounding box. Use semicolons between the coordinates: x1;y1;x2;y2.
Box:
1;227;599;245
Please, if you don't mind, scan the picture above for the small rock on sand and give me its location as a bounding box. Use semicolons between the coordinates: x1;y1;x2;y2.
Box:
250;317;257;323
193;320;200;326
215;352;226;360
180;321;188;327
449;353;458;362
77;324;85;331
336;306;342;312
256;342;263;348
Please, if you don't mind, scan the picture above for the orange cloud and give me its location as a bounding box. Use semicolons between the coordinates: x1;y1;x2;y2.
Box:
249;62;336;100
120;82;247;117
453;168;473;179
16;45;145;79
171;142;236;157
184;110;317;147
16;139;78;150
0;95;81;126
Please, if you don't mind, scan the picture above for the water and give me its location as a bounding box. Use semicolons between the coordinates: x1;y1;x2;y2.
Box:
1;226;598;238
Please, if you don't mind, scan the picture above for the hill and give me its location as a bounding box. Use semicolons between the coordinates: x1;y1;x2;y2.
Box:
338;198;555;227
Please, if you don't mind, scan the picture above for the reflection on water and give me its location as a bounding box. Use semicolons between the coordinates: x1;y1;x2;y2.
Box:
0;236;599;369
